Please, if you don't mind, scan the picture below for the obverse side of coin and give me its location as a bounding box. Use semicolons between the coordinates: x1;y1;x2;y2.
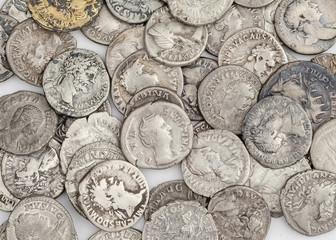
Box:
1;0;31;22
89;228;142;240
242;96;312;169
235;0;275;8
6;18;77;86
312;53;336;76
281;170;336;236
145;7;208;67
208;186;271;240
78;160;149;232
121;102;193;169
218;27;288;84
193;121;212;135
43;48;109;117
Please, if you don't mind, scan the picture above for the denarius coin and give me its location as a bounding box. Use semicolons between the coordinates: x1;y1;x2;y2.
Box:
242;96;312;169
167;0;233;26
1;0;31;22
43;48;110;117
121;101;193;169
111;49;184;114
274;0;336;54
218;27;288;84
208;186;271;240
78;160;149;232
143;201;218;240
312;53;336;75
182;129;250;197
27;0;103;32
193;121;212;135
6;18;77;86
0;221;6;240
198;65;261;134
145;6;208;67
89;228;142;240
281;170;336;236
235;0;275;8
262;0;282;40
7;196;78;240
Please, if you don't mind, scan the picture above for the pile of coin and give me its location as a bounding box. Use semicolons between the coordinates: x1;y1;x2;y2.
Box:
0;0;336;239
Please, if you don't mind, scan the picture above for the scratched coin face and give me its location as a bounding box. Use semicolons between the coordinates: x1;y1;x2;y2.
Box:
1;0;31;22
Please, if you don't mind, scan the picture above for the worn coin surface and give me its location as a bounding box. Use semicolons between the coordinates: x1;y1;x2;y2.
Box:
281;170;336;236
262;0;282;41
78;160;149;232
193;121;212;135
111;49;184;114
208;185;271;240
27;0;103;32
182;129;250;197
0;0;31;22
6;18;77;86
143;201;218;240
145;6;208;67
43;48;109;117
7;196;78;240
198;65;261;134
89;228;142;240
235;0;275;8
218;27;288;84
242;96;312;169
121;101;193;169
0;221;6;240
311;53;336;75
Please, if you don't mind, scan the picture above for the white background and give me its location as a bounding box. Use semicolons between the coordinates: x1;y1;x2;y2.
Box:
0;1;336;239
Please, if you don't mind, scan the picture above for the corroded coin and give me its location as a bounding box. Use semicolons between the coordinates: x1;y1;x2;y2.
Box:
145;6;208;67
78;160;149;232
43;48;110;117
121;101;193;169
198;65;261;134
89;228;142;240
208;186;271;240
182;129;250;197
235;0;275;8
6;18;77;86
311;53;336;75
1;0;31;22
193;121;212;135
242;96;312;169
27;0;103;32
281;170;336;236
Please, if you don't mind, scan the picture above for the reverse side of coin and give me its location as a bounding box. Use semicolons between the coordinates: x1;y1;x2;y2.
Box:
0;0;31;22
89;228;142;240
311;53;336;76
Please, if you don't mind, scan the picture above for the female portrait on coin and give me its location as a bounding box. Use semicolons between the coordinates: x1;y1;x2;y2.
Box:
1;0;31;22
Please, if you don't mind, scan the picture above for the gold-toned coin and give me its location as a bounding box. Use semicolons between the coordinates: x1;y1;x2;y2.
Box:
27;0;103;32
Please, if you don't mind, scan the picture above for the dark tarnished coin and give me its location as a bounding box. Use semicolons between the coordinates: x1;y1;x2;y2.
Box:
193;121;212;135
281;170;336;236
89;228;142;240
78;160;149;232
43;48;110;117
6;18;77;86
7;196;78;240
208;186;271;240
242;96;312;169
235;0;275;8
312;53;336;76
0;0;31;22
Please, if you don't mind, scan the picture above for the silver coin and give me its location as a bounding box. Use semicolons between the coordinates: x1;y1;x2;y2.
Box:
124;86;185;118
6;18;77;86
311;53;336;76
65;141;125;218
262;0;282;41
0;91;58;155
242;96;312;169
81;5;133;45
274;0;336;54
6;196;78;240
143;201;218;240
235;0;275;8
78;160;149;232
281;170;336;236
0;0;31;22
206;4;265;56
193;121;212;135
0;221;6;240
218;27;288;84
89;228;142;240
208;185;271;240
182;129;250;197
198;65;261;134
121;101;193;169
145;6;208;67
167;0;233;26
43;48;109;117
111;49;184;114
144;180;208;221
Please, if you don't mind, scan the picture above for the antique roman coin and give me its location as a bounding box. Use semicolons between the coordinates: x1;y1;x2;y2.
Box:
242;96;312;169
311;53;336;75
262;0;282;41
145;6;208;67
208;186;271;240
6;196;78;240
27;0;103;32
78;160;149;232
235;0;275;8
218;27;288;84
274;0;336;54
0;0;31;22
182;129;250;197
198;65;261;134
193;121;212;135
89;228;142;240
111;49;184;114
143;201;218;239
43;48;110;117
6;18;77;86
281;170;336;236
121;101;193;169
0;221;6;240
